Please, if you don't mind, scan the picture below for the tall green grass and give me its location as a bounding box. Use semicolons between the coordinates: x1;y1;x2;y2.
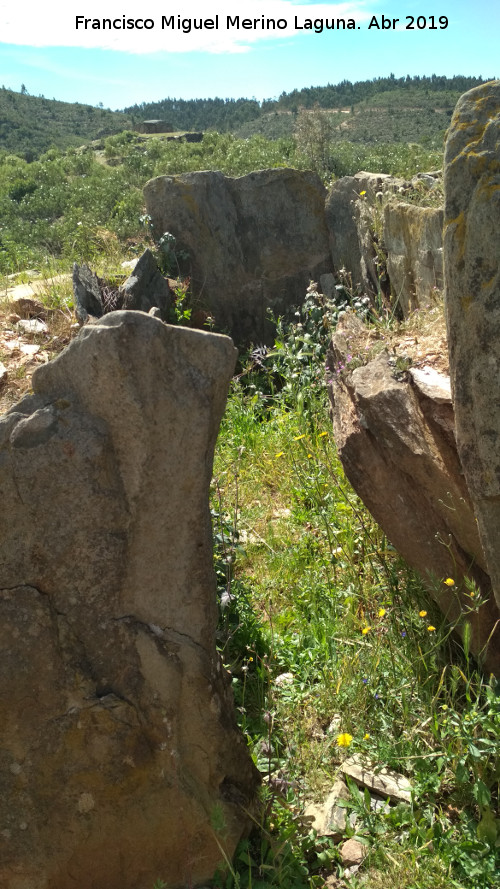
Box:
210;294;500;889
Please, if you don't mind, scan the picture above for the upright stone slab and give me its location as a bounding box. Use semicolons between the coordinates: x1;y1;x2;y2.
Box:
143;168;332;345
0;312;259;889
384;202;444;316
327;332;500;675
444;81;500;611
324;171;407;302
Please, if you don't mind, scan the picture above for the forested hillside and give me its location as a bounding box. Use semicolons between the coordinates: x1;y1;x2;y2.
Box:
0;87;134;159
1;75;492;159
124;74;490;133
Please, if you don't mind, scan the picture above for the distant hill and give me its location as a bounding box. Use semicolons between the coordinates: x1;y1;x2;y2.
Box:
124;74;492;139
0;88;133;159
0;75;494;159
234;91;460;147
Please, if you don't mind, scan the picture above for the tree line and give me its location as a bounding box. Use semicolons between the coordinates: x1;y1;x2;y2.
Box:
124;74;492;131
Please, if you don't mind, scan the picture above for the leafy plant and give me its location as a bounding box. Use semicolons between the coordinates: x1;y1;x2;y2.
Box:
210;282;499;889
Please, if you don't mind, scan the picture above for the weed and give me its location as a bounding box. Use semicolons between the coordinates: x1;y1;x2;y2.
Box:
211;281;499;889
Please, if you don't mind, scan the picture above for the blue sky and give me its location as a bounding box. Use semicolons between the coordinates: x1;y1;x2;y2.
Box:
0;1;498;110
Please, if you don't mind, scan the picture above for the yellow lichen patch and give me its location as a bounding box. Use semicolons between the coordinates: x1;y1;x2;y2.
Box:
477;177;500;200
472;95;490;110
460;294;474;313
466;151;491;177
445;211;467;262
453;118;485;140
481;275;498;291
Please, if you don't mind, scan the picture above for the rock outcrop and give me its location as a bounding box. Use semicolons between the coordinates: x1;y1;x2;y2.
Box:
143;168;332;345
324;171;405;299
324;171;444;318
73;250;172;325
327;320;500;674
119;247;172;318
384;202;444;316
72;261;103;324
141;167;446;344
0;312;259;889
443;81;500;613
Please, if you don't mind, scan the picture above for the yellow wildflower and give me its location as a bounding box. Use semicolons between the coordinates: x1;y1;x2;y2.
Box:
336;732;353;748
363;733;370;740
293;434;306;441
318;431;328;437
427;625;436;632
444;578;455;586
378;608;386;618
360;190;367;196
275;452;284;458
361;627;371;635
419;610;427;618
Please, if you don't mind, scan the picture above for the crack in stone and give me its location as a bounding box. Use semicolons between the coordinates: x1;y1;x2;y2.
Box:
111;613;208;654
1;583;67;619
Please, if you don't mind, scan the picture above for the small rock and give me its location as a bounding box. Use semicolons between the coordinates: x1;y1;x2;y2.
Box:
271;507;292;519
119;248;172;321
273;672;294;687
320;273;336;299
327;714;342;734
3;339;21;352
410;366;451;403
0;362;7;388
341;754;412;803
238;529;259;545
371;793;391;814
16;319;48;335
340;838;366;867
411;172;440;189
11;296;46;319
304;777;351;839
20;344;41;356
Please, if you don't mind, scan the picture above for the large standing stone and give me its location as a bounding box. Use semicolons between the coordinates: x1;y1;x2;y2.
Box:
0;312;259;889
143;168;332;345
444;81;500;611
327;323;500;674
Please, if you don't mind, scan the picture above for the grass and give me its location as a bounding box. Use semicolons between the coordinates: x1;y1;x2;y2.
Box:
210;293;500;889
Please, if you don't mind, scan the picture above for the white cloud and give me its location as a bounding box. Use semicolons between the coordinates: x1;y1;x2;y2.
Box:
0;1;373;53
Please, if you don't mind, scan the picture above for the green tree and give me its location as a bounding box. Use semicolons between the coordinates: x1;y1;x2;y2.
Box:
293;105;333;176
